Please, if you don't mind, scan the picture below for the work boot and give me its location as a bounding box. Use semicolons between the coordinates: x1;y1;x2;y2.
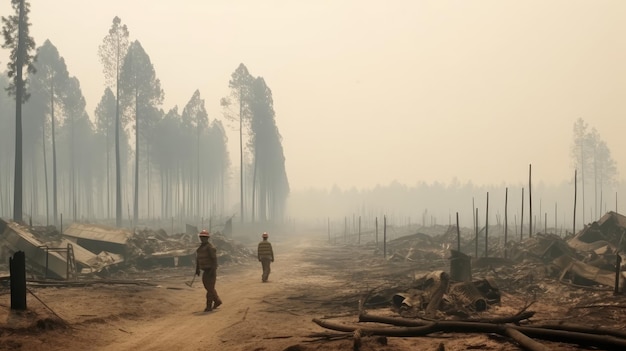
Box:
213;300;222;309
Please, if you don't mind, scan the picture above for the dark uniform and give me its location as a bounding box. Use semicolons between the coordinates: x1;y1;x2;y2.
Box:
196;240;222;311
257;237;274;282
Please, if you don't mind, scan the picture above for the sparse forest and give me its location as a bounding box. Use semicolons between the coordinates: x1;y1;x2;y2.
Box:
0;6;290;228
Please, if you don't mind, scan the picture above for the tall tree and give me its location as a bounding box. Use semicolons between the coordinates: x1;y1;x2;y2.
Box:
119;40;164;223
58;77;90;221
99;16;129;227
249;77;289;222
2;0;36;222
29;39;70;227
221;63;253;223
571;118;589;223
94;88;116;218
586;128;618;217
571;119;618;221
152;106;183;219
182;90;208;220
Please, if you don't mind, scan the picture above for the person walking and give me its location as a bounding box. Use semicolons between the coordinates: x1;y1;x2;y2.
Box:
195;229;222;311
257;232;274;282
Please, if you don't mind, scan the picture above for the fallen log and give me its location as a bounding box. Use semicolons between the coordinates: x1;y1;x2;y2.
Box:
355;314;626;350
461;311;535;324
313;318;437;337
530;322;626;340
504;328;550;351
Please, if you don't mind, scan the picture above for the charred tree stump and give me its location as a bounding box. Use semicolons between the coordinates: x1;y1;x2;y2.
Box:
10;251;27;310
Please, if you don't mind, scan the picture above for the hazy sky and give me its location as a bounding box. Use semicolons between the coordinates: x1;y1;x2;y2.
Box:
1;1;625;191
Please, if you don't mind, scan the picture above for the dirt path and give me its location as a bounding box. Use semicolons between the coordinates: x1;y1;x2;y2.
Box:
2;233;593;351
93;236;326;351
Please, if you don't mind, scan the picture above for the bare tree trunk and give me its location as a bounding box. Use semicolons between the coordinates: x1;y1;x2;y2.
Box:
133;88;139;223
13;0;27;222
573;170;577;235
42;125;49;225
529;164;532;238
239;89;244;223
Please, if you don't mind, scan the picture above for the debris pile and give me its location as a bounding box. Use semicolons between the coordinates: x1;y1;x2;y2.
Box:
364;212;626;318
0;219;254;279
310;212;626;350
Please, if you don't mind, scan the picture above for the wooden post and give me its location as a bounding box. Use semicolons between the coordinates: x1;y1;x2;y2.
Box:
519;188;524;242
10;251;27;310
375;216;378;246
544;213;547;233
554;202;557;236
60;213;63;235
573;170;577;236
358;216;361;245
456;212;461;252
529;164;533;238
475;208;479;258
504;188;508;259
327;217;330;243
344;216;347;243
485;192;489;257
383;215;387;259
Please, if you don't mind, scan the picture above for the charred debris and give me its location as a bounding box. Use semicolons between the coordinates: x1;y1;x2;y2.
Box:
0;218;254;280
310;211;626;350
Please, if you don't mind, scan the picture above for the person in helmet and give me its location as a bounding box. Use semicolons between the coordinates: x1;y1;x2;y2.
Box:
195;229;222;311
257;232;274;282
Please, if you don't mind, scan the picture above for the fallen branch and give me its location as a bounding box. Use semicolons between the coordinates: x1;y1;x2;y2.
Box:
305;331;353;342
530;322;626;340
355;314;626;350
505;328;550;351
572;304;626;309
461;311;535;324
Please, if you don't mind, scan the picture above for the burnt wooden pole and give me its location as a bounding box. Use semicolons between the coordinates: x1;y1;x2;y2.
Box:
504;188;508;259
10;251;27;310
327;217;330;243
456;212;461;252
475;208;479;258
573;170;577;236
358;216;361;245
519;188;524;241
529;164;533;238
472;197;476;240
375;216;378;246
383;215;387;259
485;192;489;257
555;202;558;236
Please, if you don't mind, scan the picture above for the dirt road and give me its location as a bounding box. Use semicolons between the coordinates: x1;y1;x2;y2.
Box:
96;237;323;351
1;232;592;351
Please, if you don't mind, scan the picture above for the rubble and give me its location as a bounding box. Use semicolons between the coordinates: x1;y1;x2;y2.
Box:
312;211;626;350
0;219;255;279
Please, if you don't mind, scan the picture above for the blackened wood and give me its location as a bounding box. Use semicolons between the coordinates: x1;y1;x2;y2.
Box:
10;251;26;310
